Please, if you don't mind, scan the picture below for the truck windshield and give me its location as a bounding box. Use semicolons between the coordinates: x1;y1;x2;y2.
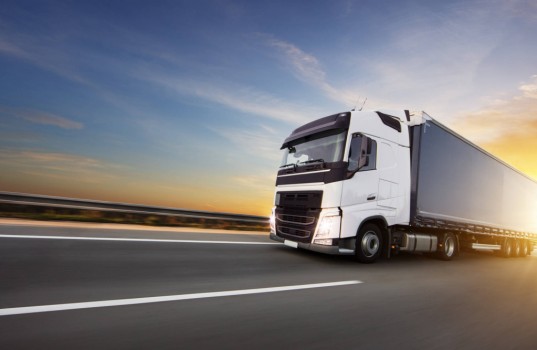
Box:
280;131;346;168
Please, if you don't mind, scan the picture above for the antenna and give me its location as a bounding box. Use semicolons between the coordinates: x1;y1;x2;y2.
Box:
358;97;367;111
351;96;361;111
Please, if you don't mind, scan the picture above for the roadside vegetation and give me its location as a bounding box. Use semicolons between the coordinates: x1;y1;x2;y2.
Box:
0;204;269;232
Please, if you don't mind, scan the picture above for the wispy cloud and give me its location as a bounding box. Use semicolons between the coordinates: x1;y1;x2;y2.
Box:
232;173;276;193
503;0;537;20
265;36;326;84
0;106;83;130
0;37;26;56
332;1;536;113
141;74;312;125
262;35;359;107
0;18;328;129
210;124;283;163
0;34;89;85
435;74;537;180
0;150;120;184
19;151;101;166
451;75;537;143
518;75;537;99
207;124;282;200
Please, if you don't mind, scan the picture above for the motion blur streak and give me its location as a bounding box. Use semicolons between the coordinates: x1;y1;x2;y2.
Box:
0;281;362;316
0;234;278;245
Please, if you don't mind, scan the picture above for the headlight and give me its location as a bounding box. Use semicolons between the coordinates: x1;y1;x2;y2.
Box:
269;210;276;233
315;215;341;239
313;239;333;246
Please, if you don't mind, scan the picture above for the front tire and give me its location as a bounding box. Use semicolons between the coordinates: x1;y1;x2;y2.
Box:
355;224;383;264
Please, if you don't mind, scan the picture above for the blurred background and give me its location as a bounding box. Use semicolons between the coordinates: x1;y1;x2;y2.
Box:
1;0;536;217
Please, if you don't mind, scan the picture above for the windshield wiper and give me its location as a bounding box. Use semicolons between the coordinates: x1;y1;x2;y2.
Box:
279;163;297;170
299;158;325;165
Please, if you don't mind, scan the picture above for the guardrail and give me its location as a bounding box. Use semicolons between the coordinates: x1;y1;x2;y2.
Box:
0;191;269;225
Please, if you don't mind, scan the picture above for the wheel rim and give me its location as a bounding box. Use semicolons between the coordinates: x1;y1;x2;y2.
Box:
444;236;455;257
361;231;380;258
515;241;521;256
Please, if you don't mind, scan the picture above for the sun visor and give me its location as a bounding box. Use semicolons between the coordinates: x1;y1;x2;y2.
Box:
280;112;351;149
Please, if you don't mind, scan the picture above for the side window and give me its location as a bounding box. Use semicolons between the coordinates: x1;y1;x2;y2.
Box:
362;137;377;171
348;134;377;173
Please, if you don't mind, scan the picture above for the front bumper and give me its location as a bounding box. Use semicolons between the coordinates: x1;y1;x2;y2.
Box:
270;232;354;255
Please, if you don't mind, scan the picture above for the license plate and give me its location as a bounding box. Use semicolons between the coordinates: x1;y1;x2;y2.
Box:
284;240;298;248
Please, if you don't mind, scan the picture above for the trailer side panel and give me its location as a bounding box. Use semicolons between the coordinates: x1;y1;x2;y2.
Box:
411;119;537;233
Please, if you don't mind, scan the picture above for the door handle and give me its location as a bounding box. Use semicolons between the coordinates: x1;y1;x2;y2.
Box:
367;194;376;201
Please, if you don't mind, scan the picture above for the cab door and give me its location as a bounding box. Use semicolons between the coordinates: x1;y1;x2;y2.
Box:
376;140;399;214
340;133;380;238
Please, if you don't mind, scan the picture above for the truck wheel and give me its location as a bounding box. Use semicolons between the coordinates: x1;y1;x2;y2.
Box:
436;233;457;261
355;224;383;264
501;239;513;258
513;239;522;257
526;240;532;256
520;240;529;257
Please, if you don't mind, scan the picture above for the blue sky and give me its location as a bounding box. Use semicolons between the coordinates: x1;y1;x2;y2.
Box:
1;0;537;215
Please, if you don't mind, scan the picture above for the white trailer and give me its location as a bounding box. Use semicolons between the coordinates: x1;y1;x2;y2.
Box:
269;110;537;263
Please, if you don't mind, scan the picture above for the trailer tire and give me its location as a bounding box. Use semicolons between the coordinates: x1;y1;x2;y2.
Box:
436;233;457;261
501;239;513;258
355;223;383;264
520;240;529;257
513;239;522;257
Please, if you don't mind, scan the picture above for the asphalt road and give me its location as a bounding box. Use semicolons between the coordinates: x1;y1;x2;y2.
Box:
1;222;537;349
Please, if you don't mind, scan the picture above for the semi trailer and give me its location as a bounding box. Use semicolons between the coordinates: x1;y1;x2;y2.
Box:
269;110;537;263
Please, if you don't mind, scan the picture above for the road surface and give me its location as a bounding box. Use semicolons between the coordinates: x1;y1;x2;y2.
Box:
1;221;536;349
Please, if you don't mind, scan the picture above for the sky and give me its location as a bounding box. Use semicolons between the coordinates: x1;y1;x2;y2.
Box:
1;0;537;216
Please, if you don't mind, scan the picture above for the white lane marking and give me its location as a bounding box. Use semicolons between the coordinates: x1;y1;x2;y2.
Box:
0;234;279;245
0;281;362;316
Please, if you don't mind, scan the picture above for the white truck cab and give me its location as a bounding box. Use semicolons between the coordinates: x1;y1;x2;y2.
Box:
270;110;418;262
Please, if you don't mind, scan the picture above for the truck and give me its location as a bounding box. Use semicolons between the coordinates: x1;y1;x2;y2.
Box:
269;110;537;263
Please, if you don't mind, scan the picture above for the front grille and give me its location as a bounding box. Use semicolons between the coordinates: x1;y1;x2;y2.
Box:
276;214;315;225
277;226;310;238
275;192;321;243
276;191;322;209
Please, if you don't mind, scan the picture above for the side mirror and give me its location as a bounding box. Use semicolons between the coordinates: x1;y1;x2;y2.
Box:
348;134;368;173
